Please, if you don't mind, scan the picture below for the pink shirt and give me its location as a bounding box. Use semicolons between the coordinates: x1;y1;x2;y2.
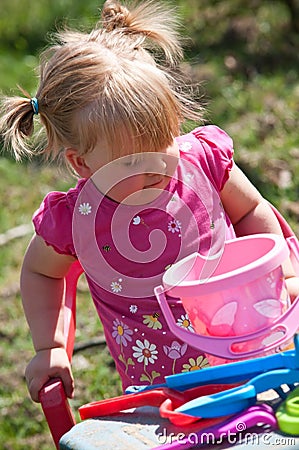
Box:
33;125;235;390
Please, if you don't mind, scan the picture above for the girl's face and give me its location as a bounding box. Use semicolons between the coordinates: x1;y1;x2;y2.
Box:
84;140;179;204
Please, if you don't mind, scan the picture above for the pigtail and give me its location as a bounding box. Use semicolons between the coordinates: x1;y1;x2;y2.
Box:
0;91;37;160
100;0;183;64
101;0;129;31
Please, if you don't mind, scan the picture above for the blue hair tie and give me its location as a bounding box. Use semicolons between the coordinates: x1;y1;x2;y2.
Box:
30;97;39;115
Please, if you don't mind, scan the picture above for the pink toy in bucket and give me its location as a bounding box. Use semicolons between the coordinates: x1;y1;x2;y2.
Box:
155;233;299;365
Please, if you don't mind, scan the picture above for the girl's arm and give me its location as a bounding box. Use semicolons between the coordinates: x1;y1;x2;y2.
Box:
220;163;299;301
21;234;76;402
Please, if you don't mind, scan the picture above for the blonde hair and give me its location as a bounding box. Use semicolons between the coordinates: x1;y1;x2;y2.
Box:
0;0;204;162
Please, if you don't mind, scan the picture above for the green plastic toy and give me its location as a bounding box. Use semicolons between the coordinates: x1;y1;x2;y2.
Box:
276;386;299;435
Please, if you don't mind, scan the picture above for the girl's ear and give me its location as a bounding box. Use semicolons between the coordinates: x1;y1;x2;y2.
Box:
65;148;92;178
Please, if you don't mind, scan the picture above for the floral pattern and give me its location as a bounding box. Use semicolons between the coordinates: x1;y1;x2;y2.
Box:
132;339;160;384
112;319;135;374
179;142;192;152
168;219;181;234
38;125;235;389
182;355;210;372
78;202;92;215
103;134;214;385
176;314;194;332
112;319;133;347
185;172;194;182
132;215;149;228
143;313;162;330
163;340;187;374
111;279;123;293
133;339;158;365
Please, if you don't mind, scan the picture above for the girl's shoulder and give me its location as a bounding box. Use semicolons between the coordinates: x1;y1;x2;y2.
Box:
36;178;87;212
177;125;234;191
193;124;233;147
179;124;234;157
32;178;87;256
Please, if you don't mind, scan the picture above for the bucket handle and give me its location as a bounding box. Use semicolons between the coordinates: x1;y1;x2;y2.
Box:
269;202;299;276
287;235;299;276
155;285;299;359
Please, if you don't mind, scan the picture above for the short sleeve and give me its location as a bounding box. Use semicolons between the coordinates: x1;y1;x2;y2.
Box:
33;190;76;256
192;125;234;191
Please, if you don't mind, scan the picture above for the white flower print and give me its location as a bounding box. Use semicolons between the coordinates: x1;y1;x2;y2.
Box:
132;339;158;365
132;215;149;228
168;219;181;234
133;216;141;225
78;202;92;215
185;172;194;181
130;304;138;314
177;314;194;332
111;279;123;293
179;142;192;152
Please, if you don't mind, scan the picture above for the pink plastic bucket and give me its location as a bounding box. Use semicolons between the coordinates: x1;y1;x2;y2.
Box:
155;234;299;364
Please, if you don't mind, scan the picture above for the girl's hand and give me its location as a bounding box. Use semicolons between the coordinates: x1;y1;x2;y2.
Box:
25;347;74;403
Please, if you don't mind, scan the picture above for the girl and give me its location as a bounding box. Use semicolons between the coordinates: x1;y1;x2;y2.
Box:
1;0;298;403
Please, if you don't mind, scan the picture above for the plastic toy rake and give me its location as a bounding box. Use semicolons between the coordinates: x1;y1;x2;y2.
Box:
127;333;299;394
79;384;233;426
169;335;299;418
176;367;299;418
